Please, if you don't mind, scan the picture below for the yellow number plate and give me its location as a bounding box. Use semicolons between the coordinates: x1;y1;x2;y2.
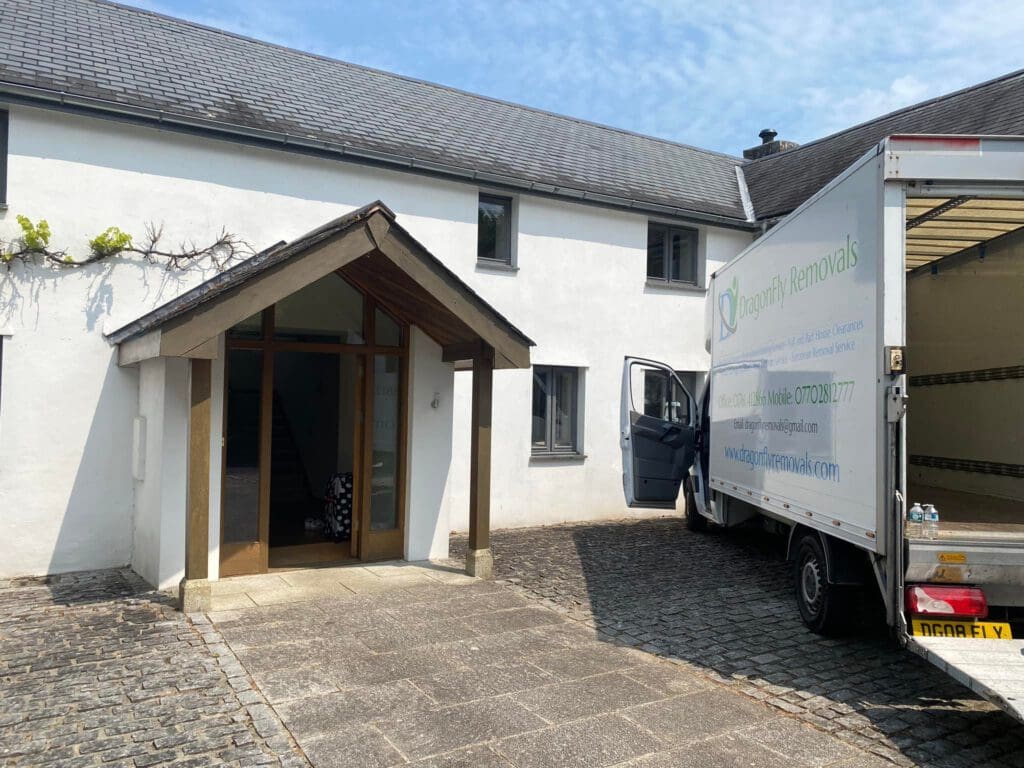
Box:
912;619;1013;640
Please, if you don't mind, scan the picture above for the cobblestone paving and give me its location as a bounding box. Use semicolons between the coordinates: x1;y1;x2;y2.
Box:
450;519;1024;767
0;569;307;768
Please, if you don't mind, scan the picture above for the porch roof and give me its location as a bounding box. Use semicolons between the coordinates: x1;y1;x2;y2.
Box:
106;201;534;369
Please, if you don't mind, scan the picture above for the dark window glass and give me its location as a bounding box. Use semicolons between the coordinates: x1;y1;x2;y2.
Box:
478;194;513;264
670;230;697;283
647;225;665;279
370;355;401;531
375;307;402;347
0;112;8;206
647;223;698;284
274;273;364;343
531;366;580;454
228;311;263;340
224;349;263;545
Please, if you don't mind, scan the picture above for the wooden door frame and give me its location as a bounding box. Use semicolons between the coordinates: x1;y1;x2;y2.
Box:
219;274;409;575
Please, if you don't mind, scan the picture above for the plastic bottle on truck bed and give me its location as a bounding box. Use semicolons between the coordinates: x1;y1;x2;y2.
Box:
907;503;924;538
923;504;940;540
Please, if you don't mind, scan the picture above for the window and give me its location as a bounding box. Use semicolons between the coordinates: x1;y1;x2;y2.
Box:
647;223;698;285
531;365;580;455
0;111;8;206
642;369;691;425
478;193;513;265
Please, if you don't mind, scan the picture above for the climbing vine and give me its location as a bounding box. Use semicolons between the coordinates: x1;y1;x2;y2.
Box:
1;215;252;270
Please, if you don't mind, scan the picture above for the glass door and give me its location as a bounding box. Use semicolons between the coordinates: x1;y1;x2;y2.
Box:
220;273;408;574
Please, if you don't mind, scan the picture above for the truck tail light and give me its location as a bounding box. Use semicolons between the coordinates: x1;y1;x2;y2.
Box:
906;585;988;618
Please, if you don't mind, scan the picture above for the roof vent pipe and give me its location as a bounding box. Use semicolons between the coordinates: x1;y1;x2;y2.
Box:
759;128;778;145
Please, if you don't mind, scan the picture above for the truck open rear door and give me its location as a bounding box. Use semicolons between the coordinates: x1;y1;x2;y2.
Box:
621;357;696;508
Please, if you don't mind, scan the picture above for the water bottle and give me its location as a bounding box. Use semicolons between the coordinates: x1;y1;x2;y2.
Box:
907;503;924;538
923;504;940;540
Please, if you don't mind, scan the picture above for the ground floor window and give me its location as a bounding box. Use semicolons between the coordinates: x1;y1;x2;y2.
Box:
531;365;581;455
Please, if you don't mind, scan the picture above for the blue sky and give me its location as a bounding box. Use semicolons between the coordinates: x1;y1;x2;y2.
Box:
129;0;1024;156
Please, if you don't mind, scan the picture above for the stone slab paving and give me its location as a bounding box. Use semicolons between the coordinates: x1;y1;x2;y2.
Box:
0;569;307;767
205;561;885;768
450;518;1024;767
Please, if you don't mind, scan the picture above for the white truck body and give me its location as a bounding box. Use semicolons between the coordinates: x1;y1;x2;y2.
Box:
621;135;1024;722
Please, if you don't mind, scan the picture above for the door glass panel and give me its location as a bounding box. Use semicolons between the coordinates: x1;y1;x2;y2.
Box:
275;273;364;344
224;349;262;544
370;355;401;531
552;368;576;449
642;368;690;424
375;307;402;347
228;311;263;340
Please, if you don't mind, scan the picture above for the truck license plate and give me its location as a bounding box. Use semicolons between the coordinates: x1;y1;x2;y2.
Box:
912;619;1013;639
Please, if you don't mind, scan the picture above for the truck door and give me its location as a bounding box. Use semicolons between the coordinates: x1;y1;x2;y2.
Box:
621;357;697;508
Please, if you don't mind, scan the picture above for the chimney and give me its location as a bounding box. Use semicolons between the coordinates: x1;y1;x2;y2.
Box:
743;128;799;160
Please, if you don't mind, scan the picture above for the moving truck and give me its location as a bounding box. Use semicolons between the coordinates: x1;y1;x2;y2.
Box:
621;135;1024;722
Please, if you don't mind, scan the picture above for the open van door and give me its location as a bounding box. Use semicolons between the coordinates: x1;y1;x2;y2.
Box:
621;357;697;508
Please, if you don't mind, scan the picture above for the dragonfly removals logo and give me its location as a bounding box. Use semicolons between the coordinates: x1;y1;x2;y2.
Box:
719;276;738;340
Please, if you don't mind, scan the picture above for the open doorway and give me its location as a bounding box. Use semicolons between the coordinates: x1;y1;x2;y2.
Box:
220;271;407;576
268;350;358;568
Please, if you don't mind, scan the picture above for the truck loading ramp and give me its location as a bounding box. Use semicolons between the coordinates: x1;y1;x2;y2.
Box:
909;636;1024;723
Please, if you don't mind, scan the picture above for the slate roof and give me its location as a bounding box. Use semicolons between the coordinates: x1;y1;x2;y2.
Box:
0;0;748;225
743;69;1024;219
106;200;535;348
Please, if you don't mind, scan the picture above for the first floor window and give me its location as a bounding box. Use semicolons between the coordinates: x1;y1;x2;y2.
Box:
647;223;698;284
0;111;7;206
478;193;513;264
531;365;580;454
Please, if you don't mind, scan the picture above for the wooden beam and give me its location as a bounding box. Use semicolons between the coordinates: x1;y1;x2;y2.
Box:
185;358;212;582
467;345;494;577
442;340;486;363
378;230;531;369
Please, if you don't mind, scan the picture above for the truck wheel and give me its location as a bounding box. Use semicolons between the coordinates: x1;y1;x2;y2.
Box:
794;533;851;635
684;480;707;532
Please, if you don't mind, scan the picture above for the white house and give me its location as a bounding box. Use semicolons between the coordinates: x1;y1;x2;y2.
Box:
2;0;1022;607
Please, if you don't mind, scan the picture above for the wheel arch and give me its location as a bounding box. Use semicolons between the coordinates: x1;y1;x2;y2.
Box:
786;525;870;587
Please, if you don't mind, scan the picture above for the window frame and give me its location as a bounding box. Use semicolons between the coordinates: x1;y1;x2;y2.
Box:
531;365;582;456
646;222;700;287
477;192;515;267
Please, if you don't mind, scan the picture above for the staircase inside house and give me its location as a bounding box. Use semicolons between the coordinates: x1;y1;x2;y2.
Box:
269;395;323;547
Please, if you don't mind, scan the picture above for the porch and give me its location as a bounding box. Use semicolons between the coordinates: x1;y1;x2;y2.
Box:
107;202;533;610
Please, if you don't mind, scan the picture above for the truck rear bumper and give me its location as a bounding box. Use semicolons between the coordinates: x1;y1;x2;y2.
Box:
906;538;1024;606
907;636;1024;723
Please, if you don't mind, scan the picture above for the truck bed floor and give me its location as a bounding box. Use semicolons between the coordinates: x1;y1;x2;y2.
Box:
909;484;1024;539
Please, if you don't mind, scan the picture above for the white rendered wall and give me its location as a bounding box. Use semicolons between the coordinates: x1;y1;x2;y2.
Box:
449;197;752;530
131;357;189;590
404;328;455;561
0;104;750;581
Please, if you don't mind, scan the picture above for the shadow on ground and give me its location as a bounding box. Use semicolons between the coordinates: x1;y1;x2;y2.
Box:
452;518;1024;767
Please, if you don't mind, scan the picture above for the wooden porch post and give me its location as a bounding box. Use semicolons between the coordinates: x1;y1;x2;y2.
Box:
180;357;213;611
467;345;494;578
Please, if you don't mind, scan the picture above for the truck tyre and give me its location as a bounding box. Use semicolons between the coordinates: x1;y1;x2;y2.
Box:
794;533;852;635
684;480;707;532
